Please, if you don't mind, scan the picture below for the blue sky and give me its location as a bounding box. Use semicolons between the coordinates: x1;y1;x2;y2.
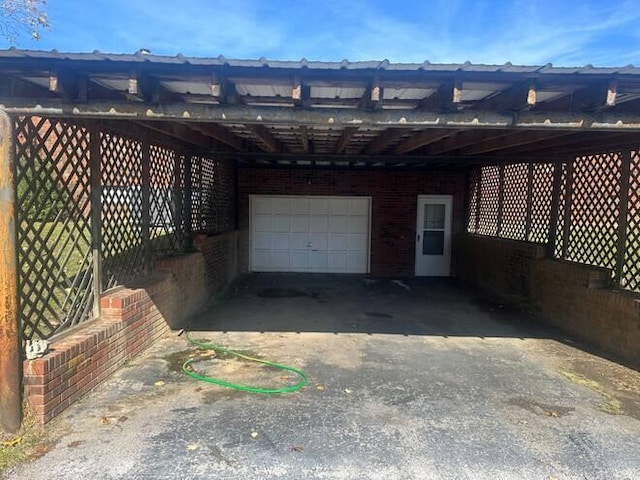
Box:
4;0;640;66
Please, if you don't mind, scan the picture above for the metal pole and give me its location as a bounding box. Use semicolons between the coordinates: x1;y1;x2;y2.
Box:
0;110;22;433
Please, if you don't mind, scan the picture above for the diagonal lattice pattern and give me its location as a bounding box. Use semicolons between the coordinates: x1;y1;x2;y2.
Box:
196;157;235;234
501;164;528;240
14;117;94;340
190;155;203;232
621;151;640;292
477;165;500;236
149;144;181;254
554;163;568;258
466;167;480;233
564;153;621;274
100;131;145;289
529;163;554;244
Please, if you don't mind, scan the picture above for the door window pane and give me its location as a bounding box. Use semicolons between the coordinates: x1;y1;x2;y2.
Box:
422;231;444;255
424;204;445;229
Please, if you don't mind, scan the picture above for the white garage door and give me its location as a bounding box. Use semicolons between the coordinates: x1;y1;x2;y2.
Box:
251;195;371;273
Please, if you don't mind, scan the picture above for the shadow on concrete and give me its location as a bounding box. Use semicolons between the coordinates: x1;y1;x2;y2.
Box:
186;273;566;340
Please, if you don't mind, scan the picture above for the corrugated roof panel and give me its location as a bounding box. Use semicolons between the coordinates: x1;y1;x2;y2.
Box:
383;87;434;100
311;86;365;99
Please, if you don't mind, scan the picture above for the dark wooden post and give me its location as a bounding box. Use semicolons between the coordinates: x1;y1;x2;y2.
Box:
614;150;632;286
89;123;103;317
183;153;193;249
141;138;151;274
0;110;22;433
496;164;506;236
546;160;564;259
560;159;574;259
525;162;534;241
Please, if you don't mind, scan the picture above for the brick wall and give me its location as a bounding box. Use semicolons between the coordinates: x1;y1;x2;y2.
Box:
23;251;211;424
238;168;466;277
194;230;248;295
457;234;640;364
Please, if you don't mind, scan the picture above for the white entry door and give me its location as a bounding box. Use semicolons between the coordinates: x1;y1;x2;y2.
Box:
251;195;371;273
415;195;453;276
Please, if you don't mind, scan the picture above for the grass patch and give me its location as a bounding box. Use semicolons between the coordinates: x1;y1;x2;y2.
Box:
0;408;53;475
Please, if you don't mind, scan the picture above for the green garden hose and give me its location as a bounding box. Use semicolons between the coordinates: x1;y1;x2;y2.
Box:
182;331;308;393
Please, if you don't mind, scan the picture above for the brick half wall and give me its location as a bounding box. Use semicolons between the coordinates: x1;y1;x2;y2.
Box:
23;230;244;424
457;234;640;365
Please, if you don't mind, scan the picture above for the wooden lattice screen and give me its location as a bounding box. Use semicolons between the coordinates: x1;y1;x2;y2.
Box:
13;117;231;341
468;153;640;294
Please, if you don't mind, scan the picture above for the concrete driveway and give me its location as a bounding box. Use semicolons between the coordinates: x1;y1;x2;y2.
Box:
5;274;640;480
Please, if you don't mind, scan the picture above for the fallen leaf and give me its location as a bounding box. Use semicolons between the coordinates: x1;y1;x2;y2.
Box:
118;416;128;423
67;440;84;448
545;410;559;417
199;350;216;358
194;387;203;392
186;443;199;451
316;384;325;391
280;375;289;381
1;437;22;447
154;381;165;387
291;445;304;452
100;416;111;425
251;431;259;439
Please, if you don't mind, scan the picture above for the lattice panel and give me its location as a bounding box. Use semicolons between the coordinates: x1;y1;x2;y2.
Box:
14;117;94;340
501;164;528;240
466;167;480;233
529;163;554;244
554;163;568;258
190;156;203;232
150;144;180;254
565;154;621;272
200;156;217;233
621;151;640;292
477;165;500;236
100;132;145;289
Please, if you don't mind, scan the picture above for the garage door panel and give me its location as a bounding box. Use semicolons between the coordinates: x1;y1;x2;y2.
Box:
291;215;309;233
272;215;291;232
251;195;369;274
311;198;329;214
349;198;369;215
329;215;348;233
291;198;310;215
253;233;271;250
349;216;368;234
254;214;271;232
310;215;328;232
272;233;290;250
347;234;368;250
272;197;290;214
329;234;347;250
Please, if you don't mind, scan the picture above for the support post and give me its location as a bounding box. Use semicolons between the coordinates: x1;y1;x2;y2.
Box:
183;153;193;250
233;158;240;230
0;110;22;433
89;123;103;317
546;161;563;259
561;159;574;259
141;138;152;275
614;150;632;286
525;162;534;241
497;164;505;236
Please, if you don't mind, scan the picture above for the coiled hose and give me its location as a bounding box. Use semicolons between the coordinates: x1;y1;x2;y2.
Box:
182;331;308;394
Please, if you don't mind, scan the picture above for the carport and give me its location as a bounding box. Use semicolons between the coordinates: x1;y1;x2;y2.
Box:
0;50;639;432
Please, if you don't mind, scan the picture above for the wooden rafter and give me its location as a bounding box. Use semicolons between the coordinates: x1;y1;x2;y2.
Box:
364;128;406;154
460;130;577;155
394;129;458;155
244;124;284;153
335;127;359;154
424;130;512;155
186;122;246;151
134;121;213;149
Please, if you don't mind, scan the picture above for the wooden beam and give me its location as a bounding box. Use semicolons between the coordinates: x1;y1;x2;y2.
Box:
495;131;629;156
419;81;454;110
335;127;359;154
187;122;246;151
424;130;513;155
135;121;213;148
364;128;406;154
394;129;458;155
460;130;577;155
472;81;537;111
7;100;640;131
244;124;283;153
